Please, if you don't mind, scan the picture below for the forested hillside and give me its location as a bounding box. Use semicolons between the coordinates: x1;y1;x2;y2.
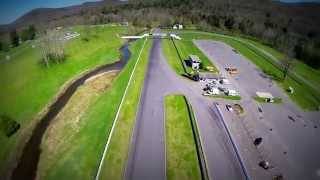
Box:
1;0;319;68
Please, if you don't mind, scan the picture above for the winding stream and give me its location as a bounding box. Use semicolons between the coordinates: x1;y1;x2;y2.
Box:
11;43;132;180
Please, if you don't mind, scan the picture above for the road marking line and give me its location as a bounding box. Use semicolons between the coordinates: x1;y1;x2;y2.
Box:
95;38;148;180
214;104;251;180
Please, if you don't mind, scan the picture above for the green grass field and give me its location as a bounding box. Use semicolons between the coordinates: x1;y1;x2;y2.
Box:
175;30;320;110
165;95;201;180
37;71;119;179
36;38;147;180
245;38;320;88
0;25;130;174
99;38;152;180
163;39;186;75
206;95;242;101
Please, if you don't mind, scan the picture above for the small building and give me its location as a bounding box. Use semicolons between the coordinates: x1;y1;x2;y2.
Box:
189;55;201;70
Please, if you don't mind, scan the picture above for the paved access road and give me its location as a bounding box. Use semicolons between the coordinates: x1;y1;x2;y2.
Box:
195;40;320;180
125;32;248;180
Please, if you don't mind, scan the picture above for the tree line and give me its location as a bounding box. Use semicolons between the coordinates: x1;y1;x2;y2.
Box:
94;0;319;70
1;0;318;70
0;25;36;51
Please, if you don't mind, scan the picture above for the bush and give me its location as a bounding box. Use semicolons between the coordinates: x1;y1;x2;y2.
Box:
0;115;20;137
302;46;320;69
295;41;320;69
224;16;235;30
21;25;36;41
10;30;19;47
199;62;203;69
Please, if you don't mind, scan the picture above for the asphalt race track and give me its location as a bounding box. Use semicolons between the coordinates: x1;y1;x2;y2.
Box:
125;32;247;180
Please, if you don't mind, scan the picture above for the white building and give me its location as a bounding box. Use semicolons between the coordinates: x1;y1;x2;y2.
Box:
173;24;183;30
189;55;201;70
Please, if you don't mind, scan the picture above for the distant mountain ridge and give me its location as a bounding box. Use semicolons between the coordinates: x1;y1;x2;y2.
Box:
0;0;126;32
0;0;319;38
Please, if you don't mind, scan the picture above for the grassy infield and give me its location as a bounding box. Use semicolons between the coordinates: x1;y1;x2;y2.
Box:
164;30;320;110
163;38;218;75
165;95;201;180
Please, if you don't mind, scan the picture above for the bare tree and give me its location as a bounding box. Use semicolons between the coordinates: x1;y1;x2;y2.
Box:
279;35;295;80
82;12;92;41
38;29;66;67
38;31;50;67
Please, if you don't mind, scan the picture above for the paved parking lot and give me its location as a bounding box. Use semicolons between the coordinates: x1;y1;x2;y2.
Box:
195;40;320;180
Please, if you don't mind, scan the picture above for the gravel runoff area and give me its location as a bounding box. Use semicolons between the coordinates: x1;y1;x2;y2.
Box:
125;30;247;180
195;40;320;180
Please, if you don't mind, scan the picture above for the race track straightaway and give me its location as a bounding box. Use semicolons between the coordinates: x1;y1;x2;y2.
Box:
125;32;247;180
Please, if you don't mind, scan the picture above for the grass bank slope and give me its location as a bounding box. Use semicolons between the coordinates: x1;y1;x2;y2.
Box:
0;25;128;175
36;38;146;180
98;38;152;180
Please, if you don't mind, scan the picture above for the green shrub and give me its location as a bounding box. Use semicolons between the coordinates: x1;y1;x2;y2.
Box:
0;115;20;137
